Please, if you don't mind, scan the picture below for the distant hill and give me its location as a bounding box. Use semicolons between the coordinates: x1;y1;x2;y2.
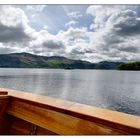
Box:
118;62;140;70
94;61;123;70
0;52;123;69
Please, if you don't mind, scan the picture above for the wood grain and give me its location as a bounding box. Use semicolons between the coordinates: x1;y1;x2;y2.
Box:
5;115;58;135
6;98;129;135
36;126;57;135
0;91;8;95
0;96;10;134
1;88;140;135
8;117;32;135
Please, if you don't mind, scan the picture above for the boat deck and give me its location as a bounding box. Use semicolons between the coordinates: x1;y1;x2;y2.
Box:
0;88;140;135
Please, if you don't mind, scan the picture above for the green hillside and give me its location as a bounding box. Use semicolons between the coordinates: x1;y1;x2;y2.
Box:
0;52;123;69
118;62;140;70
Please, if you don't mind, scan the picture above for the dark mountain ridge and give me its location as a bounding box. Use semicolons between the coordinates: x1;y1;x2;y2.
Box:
0;52;123;69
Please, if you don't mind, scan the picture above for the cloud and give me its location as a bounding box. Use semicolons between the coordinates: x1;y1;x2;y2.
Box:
0;5;140;62
118;45;138;53
28;29;66;56
1;5;92;59
68;43;94;60
57;27;90;43
25;5;47;19
26;5;46;12
65;20;78;28
0;43;17;54
0;25;30;43
55;27;95;61
0;6;35;43
67;11;82;19
86;6;140;62
0;5;37;55
107;10;140;36
29;27;92;58
86;5;137;30
42;40;65;50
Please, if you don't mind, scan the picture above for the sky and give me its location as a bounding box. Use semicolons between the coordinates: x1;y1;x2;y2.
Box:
0;5;140;62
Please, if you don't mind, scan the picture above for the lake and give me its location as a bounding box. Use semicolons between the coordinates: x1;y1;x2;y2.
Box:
0;68;140;116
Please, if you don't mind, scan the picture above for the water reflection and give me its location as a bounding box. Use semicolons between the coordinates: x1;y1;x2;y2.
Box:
0;68;140;116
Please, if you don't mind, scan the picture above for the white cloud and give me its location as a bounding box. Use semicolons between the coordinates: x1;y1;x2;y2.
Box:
86;5;137;30
0;5;140;62
86;7;140;62
28;29;66;56
65;20;78;28
0;5;36;42
55;27;95;61
67;11;82;19
26;5;46;12
57;27;90;43
0;5;36;54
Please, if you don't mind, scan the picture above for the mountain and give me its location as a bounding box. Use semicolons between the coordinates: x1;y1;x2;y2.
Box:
0;52;123;69
94;61;123;70
0;52;94;69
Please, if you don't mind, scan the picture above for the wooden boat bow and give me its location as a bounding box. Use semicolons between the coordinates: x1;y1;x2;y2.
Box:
0;88;140;135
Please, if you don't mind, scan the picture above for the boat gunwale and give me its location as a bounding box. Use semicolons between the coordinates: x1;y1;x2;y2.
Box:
1;88;140;134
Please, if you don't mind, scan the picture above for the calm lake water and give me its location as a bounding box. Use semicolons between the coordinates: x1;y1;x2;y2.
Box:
0;68;140;116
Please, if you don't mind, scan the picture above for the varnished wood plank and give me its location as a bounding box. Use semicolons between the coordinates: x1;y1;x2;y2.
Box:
0;96;10;134
0;91;8;95
1;88;140;135
36;127;57;135
0;95;10;100
6;99;128;135
68;103;140;134
6;115;58;135
1;88;75;111
0;98;9;115
8;117;33;135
